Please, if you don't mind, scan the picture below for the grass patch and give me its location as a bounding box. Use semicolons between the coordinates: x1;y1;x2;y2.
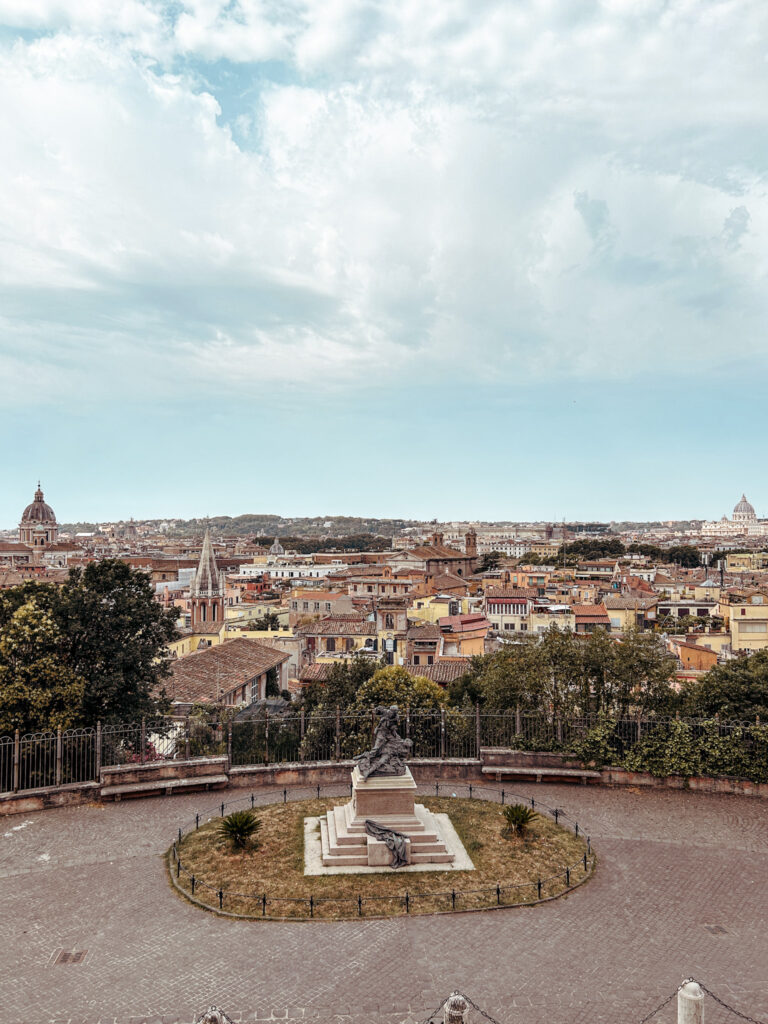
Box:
171;796;592;919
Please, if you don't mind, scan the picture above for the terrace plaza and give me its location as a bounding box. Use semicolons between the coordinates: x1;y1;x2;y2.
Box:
2;783;768;1024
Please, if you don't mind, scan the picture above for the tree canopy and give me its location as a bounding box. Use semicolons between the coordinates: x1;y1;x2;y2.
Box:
0;560;178;731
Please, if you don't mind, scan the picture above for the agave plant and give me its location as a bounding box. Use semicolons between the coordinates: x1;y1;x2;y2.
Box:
217;809;262;850
502;803;538;838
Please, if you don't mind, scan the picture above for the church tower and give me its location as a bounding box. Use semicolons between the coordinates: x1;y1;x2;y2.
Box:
189;528;225;628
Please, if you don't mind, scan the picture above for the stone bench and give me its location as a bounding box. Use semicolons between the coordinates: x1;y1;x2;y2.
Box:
100;757;229;801
481;766;601;785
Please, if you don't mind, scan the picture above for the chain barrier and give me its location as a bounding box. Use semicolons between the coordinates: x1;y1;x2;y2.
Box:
187;983;768;1024
637;989;678;1024
698;985;768;1024
169;781;595;919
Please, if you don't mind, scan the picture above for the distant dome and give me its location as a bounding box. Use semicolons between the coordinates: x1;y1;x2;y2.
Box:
21;483;57;524
733;494;756;516
269;537;285;555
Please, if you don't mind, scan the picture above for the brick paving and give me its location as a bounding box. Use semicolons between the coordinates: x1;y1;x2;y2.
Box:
1;783;768;1024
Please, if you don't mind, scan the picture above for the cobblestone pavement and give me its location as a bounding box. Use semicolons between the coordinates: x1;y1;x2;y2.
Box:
2;782;768;1024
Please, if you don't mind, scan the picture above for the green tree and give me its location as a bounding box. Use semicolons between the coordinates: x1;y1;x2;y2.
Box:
349;665;448;715
301;655;380;713
683;651;768;720
478;551;504;572
58;560;178;723
0;600;85;734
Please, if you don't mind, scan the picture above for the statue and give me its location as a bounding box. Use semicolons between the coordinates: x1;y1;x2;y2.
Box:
365;820;409;868
354;705;413;780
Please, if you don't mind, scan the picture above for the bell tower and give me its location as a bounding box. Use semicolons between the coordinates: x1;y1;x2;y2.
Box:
189;528;225;628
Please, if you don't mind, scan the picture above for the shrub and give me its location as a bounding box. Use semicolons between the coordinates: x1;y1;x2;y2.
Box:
502;803;538;837
217;810;262;850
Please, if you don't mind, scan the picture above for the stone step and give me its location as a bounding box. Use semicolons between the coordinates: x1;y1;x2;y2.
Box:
324;810;365;855
332;805;369;846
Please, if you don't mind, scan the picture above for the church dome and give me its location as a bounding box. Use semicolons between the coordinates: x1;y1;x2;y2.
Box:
20;484;57;524
733;494;756;516
269;537;285;555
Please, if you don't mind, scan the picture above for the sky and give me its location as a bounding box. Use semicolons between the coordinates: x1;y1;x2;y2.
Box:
1;0;768;527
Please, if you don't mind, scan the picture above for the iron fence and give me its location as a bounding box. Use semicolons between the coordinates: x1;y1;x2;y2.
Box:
169;781;595;919
2;709;768;796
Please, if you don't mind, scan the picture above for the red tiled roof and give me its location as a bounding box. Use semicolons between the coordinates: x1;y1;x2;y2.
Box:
407;659;471;684
167;637;290;704
573;604;610;623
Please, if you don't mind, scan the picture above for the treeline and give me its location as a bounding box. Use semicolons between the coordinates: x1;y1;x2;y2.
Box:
301;632;768;724
557;538;703;567
270;533;392;554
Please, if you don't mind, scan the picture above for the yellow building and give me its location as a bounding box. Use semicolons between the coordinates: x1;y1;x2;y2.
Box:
169;621;227;659
719;591;768;653
408;594;470;624
725;552;768;571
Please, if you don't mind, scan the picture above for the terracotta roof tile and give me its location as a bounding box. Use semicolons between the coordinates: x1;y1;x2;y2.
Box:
167;637;290;704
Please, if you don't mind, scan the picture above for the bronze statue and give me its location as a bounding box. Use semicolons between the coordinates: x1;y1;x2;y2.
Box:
354;705;413;780
364;819;409;868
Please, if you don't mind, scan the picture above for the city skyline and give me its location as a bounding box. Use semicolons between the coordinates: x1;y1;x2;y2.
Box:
2;479;767;533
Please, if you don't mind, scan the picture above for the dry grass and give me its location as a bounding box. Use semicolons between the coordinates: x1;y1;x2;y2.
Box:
171;796;592;919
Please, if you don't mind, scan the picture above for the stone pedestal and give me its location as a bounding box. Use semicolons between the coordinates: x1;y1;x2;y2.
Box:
350;766;417;820
319;767;455;868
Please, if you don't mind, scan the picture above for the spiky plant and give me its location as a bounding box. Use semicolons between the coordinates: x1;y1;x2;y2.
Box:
502;803;538;838
217;809;262;850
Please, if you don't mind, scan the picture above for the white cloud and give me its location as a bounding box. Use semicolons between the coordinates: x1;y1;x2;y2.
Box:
0;0;767;405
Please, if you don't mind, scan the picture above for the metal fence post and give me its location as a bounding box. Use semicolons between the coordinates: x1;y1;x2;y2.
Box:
475;703;481;758
13;729;20;793
300;705;305;762
227;719;233;768
515;703;522;736
335;706;341;761
95;721;102;781
264;709;269;764
140;717;146;764
440;708;446;760
55;727;62;787
185;716;191;760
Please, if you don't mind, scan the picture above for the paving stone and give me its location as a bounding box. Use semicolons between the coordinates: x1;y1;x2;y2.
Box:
2;784;768;1024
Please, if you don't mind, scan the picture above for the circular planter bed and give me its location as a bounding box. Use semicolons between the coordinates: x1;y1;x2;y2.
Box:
168;793;594;919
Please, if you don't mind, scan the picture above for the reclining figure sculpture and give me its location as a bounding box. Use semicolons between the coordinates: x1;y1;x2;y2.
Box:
353;705;413;780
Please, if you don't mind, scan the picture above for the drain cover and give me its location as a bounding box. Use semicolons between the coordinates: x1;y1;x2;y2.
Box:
55;950;87;964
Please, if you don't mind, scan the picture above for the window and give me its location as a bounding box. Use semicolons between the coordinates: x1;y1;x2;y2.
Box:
504;622;515;631
326;637;336;652
367;585;373;593
739;622;767;633
413;655;420;665
521;623;528;631
385;613;394;629
427;655;434;665
325;602;331;610
303;602;309;611
313;602;320;611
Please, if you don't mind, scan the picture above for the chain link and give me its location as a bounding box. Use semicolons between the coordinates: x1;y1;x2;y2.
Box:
699;984;768;1024
403;982;768;1024
464;993;505;1024
637;990;678;1024
416;998;448;1024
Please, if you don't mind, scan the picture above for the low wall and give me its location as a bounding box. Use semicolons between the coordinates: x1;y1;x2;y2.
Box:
600;766;768;798
3;756;768;816
228;758;483;789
